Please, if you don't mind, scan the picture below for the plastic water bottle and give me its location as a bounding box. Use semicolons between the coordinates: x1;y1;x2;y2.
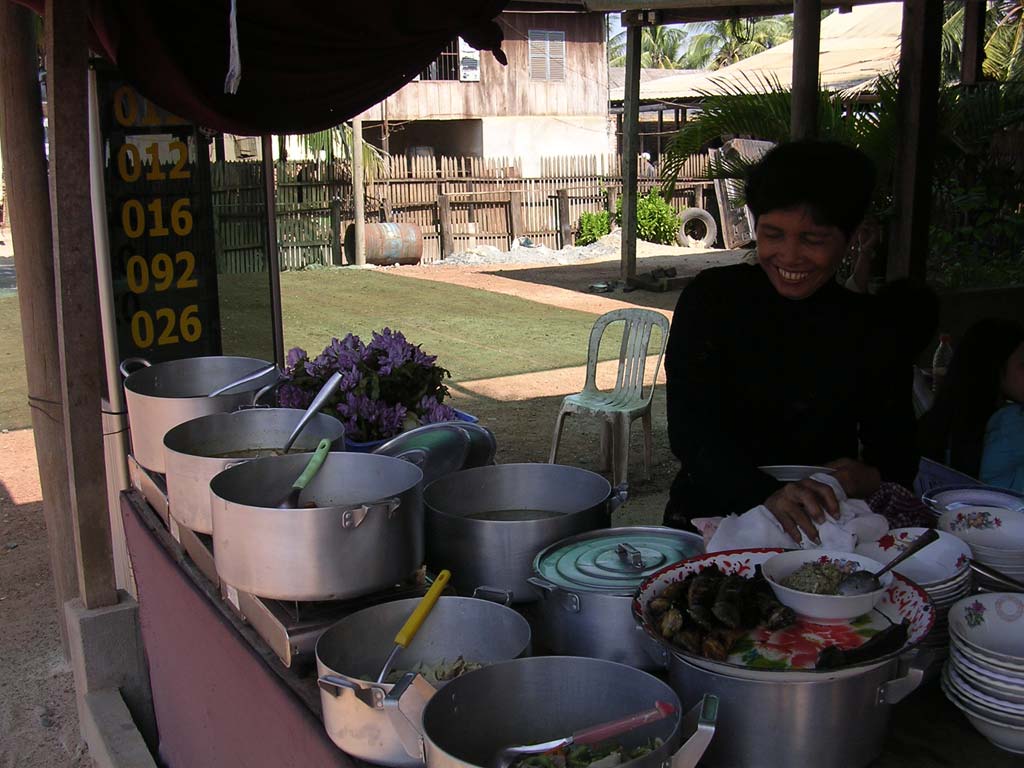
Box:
932;334;954;393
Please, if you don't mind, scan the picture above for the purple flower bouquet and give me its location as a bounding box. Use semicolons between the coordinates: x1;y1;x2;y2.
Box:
276;329;460;445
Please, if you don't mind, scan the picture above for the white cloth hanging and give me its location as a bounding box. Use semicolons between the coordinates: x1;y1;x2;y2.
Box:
224;0;241;95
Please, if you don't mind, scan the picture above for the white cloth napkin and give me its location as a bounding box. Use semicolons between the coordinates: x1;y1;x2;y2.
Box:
703;473;889;553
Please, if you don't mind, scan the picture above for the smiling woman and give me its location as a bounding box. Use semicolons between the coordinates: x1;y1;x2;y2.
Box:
662;141;919;541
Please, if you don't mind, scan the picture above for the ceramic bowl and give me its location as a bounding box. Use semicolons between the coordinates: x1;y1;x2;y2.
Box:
950;647;1024;705
939;506;1024;550
855;528;971;586
949;593;1024;670
923;486;1024;515
947;663;1024;715
942;674;1024;754
761;549;892;623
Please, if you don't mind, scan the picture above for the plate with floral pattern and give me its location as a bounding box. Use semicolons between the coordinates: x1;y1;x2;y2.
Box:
633;548;934;682
949;593;1024;672
938;506;1024;550
855;528;972;586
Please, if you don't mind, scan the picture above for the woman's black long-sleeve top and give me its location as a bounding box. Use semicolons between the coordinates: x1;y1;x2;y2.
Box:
663;263;919;527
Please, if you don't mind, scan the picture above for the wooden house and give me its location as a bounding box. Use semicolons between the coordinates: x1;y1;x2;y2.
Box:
355;7;612;176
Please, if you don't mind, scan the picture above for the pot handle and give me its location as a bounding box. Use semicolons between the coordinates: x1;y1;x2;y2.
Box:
669;694;718;768
877;649;931;705
608;483;629;515
251;381;282;407
119;356;151;379
472;585;513;606
383;672;431;763
340;497;401;529
317;675;383;710
526;575;556;596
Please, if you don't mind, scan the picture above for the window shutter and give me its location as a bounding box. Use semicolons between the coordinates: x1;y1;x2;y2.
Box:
548;31;566;81
528;30;548;80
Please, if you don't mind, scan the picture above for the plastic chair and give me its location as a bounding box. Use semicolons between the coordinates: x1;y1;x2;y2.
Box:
548;308;669;487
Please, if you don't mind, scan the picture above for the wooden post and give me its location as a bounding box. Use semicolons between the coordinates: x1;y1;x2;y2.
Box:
606;186;618;216
330;196;342;266
438;193;454;258
351;117;366;265
0;0;80;650
261;135;285;367
620;20;642;281
791;0;822;139
889;0;943;282
656;109;664;161
45;0;117;609
508;189;524;242
556;188;571;248
961;0;986;86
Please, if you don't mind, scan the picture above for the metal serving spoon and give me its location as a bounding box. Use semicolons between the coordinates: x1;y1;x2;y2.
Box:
836;528;940;596
492;701;677;768
207;364;279;398
281;371;345;453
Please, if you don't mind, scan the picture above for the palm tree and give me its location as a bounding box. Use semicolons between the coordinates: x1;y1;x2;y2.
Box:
608;25;689;69
298;123;386;180
679;17;794;70
942;1;1024;82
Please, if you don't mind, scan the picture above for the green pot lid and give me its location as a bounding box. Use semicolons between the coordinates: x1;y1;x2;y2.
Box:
533;526;704;594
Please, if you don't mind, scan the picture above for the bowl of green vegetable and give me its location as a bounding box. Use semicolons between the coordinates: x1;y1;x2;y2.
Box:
762;549;892;624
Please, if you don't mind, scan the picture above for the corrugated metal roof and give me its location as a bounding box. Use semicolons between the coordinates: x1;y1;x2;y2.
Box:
609;3;901;103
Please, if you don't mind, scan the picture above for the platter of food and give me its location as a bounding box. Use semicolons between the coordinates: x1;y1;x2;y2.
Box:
632;549;934;681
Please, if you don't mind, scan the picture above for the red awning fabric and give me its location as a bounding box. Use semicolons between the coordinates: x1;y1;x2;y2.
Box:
21;0;509;135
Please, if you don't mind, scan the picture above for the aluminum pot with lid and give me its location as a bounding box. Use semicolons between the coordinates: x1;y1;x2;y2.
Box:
210;452;423;601
163;408;345;534
121;355;280;473
528;526;704;669
316;595;532;768
421;657;718;768
424;464;623;603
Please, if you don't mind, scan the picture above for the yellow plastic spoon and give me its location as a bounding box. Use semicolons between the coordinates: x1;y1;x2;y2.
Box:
376;569;452;683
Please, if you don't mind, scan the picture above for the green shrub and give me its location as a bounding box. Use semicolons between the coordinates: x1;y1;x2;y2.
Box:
576;210;611;246
615;191;680;245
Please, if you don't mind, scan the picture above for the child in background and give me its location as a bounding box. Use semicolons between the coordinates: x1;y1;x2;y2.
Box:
918;318;1024;492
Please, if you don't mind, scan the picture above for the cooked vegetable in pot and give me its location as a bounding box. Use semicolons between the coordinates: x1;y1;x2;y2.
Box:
510;739;663;768
780;562;847;595
381;655;484;685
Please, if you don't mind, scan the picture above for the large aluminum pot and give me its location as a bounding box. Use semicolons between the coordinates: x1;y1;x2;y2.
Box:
316;596;532;768
528;527;703;670
163;408;345;534
422;657;718;768
668;653;927;768
210;453;423;601
121;355;280;473
424;464;623;603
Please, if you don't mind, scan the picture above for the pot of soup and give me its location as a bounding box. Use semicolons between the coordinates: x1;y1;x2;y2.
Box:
120;355;281;473
423;464;623;603
163;408;345;533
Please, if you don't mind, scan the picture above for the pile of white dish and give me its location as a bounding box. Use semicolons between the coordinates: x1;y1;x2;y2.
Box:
942;592;1024;755
856;527;972;659
937;503;1024;591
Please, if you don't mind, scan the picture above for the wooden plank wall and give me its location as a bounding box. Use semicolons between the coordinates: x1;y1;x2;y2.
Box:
210;153;711;272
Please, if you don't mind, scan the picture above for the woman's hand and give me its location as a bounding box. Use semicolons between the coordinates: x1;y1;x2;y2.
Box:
764;479;841;545
826;458;881;500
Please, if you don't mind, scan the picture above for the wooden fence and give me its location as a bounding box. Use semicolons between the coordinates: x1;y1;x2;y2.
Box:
210;153;711;272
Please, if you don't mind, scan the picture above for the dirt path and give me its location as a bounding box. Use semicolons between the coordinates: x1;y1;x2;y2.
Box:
0;430;91;768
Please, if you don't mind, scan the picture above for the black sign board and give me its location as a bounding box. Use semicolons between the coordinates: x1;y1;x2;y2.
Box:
98;71;222;363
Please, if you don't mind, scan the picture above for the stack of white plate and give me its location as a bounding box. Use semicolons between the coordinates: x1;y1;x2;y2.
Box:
856;527;972;658
942;592;1024;755
937;505;1024;590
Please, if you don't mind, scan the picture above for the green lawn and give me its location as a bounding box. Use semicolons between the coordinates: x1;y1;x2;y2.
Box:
0;269;617;430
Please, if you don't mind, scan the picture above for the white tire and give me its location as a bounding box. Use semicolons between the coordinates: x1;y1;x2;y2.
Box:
676;208;718;248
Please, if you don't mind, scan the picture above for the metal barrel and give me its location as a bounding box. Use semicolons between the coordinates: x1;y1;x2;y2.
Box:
345;222;423;265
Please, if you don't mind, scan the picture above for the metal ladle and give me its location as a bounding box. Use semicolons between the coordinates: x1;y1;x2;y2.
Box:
836;528;940;596
281;371;345;453
207;364;279;398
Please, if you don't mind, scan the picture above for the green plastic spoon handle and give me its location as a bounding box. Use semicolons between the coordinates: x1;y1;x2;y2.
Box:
292;438;332;491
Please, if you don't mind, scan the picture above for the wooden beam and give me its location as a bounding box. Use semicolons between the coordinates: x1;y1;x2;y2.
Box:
791;0;821;139
438;193;455;258
620;22;642;282
0;0;80;651
961;0;986;86
351;117;366;266
888;0;943;282
556;188;571;248
260;135;285;367
44;0;117;609
654;0;889;24
508;189;525;242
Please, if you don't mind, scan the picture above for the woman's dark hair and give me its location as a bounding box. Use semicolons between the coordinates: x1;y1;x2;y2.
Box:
918;317;1024;477
745;140;876;238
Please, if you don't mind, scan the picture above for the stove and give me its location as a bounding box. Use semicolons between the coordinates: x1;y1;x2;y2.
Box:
128;455;435;671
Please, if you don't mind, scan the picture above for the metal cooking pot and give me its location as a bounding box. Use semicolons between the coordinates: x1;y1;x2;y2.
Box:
668;653;927;768
121;355;280;473
316;596;532;767
210;452;423;601
528;527;704;670
163;408;345;534
424;464;623;603
421;657;718;768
